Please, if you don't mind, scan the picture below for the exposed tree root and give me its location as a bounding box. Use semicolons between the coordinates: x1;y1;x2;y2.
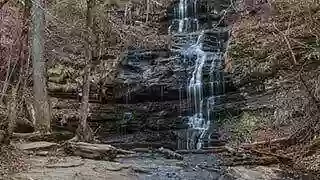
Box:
238;137;295;165
240;137;293;149
65;142;135;161
243;148;293;164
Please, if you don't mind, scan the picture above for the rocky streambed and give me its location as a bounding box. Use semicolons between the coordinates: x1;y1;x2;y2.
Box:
10;146;311;180
6;139;315;180
17;0;316;179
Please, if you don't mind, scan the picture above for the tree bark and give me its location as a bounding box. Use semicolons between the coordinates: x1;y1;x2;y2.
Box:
31;0;51;133
0;130;5;143
5;87;18;144
76;0;95;142
146;0;150;23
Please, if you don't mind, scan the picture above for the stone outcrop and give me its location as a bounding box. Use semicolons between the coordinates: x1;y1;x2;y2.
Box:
48;0;247;149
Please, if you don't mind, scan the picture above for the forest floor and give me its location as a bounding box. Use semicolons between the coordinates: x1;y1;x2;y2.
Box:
1;139;315;180
7;150;298;180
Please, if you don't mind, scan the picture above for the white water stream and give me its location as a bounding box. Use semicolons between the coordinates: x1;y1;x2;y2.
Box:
171;0;226;149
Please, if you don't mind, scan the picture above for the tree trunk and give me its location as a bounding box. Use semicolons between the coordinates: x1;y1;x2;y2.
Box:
146;0;150;23
76;0;95;142
31;0;51;133
0;0;32;144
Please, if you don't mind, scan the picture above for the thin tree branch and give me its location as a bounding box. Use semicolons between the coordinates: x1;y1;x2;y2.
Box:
273;22;297;65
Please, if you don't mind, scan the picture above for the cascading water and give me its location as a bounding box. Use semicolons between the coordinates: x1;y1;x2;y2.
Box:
170;0;229;149
186;32;209;149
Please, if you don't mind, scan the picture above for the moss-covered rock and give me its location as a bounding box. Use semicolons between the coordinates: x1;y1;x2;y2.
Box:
47;64;77;84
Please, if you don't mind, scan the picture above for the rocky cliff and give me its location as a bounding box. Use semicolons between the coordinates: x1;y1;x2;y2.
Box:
46;0;246;149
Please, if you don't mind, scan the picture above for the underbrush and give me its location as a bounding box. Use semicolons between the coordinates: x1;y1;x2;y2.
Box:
228;0;320;171
220;111;272;146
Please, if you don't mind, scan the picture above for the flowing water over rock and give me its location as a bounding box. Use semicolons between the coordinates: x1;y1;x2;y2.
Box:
94;0;237;151
169;0;230;149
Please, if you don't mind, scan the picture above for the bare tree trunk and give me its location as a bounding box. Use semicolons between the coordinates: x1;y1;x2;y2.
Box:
5;86;18;144
76;0;95;142
124;3;128;24
0;48;12;105
2;1;31;144
146;0;150;23
31;0;51;133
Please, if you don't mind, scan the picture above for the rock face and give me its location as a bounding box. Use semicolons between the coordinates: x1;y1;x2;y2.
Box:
51;0;244;149
99;0;241;148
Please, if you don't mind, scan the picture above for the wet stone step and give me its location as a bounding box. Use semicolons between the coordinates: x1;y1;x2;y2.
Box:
171;34;228;45
168;10;224;21
202;67;225;75
202;139;226;147
172;28;229;36
171;40;199;46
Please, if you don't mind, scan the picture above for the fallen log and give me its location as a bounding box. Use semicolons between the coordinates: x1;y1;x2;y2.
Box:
65;142;135;161
16;141;58;151
243;148;293;164
12;131;74;142
156;147;183;160
241;137;292;149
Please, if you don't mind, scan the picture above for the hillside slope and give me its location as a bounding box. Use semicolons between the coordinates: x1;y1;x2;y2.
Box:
226;0;320;173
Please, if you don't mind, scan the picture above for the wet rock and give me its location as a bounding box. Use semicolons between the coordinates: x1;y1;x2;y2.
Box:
54;100;190;134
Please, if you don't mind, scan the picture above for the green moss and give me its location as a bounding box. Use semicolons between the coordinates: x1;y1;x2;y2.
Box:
234;112;259;141
223;111;264;144
47;64;76;84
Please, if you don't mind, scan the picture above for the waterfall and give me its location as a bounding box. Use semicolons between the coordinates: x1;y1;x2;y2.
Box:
170;0;228;149
186;32;208;149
